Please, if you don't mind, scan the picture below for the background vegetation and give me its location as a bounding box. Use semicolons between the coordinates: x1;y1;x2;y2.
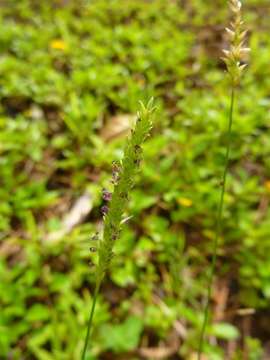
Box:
1;0;270;359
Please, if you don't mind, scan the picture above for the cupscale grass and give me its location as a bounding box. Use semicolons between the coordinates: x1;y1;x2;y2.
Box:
197;1;249;359
81;99;155;360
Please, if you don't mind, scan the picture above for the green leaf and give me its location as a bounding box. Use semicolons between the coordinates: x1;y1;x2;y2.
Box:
99;316;143;352
211;323;240;340
26;304;51;323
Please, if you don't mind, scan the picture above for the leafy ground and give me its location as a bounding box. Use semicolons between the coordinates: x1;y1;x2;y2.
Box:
1;0;270;359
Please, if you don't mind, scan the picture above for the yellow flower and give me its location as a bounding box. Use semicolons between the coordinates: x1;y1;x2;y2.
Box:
265;180;270;192
178;197;193;207
50;39;67;51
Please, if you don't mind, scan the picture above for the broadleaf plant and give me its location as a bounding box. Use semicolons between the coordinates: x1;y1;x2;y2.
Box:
81;99;155;359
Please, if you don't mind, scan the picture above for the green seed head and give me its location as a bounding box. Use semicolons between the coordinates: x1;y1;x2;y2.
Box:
222;0;250;85
95;99;155;284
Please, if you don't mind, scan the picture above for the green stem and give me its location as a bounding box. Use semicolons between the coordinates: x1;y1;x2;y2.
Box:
81;282;101;360
197;87;235;360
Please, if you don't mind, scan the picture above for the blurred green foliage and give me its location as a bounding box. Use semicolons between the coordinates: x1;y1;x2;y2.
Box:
0;0;270;359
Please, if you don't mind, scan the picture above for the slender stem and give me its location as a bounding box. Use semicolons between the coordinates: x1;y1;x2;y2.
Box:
81;282;101;360
197;87;235;360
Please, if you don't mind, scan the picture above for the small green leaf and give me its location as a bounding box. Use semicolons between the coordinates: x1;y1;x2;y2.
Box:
99;316;143;352
211;323;240;340
26;304;51;323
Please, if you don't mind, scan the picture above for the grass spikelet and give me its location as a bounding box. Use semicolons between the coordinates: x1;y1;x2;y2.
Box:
81;99;155;360
222;0;250;85
197;1;249;359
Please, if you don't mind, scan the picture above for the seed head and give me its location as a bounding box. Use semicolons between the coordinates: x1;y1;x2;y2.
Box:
95;99;155;284
222;0;250;85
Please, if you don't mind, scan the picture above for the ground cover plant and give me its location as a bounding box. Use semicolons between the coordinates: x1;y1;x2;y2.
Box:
1;0;270;359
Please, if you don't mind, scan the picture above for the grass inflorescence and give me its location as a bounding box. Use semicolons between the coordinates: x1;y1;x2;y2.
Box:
81;99;155;359
197;1;249;358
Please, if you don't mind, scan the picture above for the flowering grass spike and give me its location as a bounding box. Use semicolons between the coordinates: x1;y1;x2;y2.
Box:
81;99;155;360
223;0;250;85
198;1;249;359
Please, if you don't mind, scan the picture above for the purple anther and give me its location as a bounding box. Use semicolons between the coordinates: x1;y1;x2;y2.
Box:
101;205;109;216
102;188;112;201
